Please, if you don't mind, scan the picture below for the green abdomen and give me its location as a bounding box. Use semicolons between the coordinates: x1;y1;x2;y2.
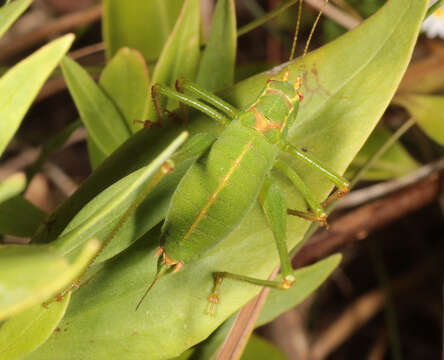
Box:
162;120;278;263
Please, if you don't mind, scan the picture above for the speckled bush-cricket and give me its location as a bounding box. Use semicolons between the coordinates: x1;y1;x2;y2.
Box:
136;0;350;312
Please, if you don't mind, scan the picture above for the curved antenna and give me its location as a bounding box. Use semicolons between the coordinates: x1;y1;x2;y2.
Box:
302;0;329;59
288;0;304;62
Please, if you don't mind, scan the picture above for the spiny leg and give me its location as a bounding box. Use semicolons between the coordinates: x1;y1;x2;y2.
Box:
274;159;328;228
207;177;295;314
151;83;234;128
282;143;350;206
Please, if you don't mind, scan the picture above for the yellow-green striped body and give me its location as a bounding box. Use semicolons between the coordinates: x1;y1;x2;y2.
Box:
161;75;301;264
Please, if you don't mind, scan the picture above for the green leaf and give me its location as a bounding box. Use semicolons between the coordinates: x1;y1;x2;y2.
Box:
100;48;150;133
86;134;107;170
102;0;185;61
393;94;444;146
196;0;237;92
0;196;46;237
148;0;201;118
257;254;341;326
28;1;427;358
0;239;99;321
0;293;71;360
53;132;188;264
61;56;131;158
191;255;341;359
241;335;288;360
0;173;26;203
31;126;190;245
0;34;74;156
346;127;419;180
0;0;31;39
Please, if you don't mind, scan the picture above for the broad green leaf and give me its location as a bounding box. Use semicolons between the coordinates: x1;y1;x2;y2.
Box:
0;239;99;321
346;127;419;180
0;293;71;360
0;173;26;203
0;196;46;237
241;335;287;360
257;254;341;326
53;132;188;264
0;0;31;39
394;94;444;146
196;0;237;92
102;0;184;61
0;34;74;156
61;56;131;158
100;48;150;133
28;1;427;358
148;0;201;118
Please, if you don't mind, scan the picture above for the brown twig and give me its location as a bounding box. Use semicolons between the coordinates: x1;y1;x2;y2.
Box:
337;158;444;210
70;42;105;60
304;0;361;30
293;173;442;268
0;4;102;62
215;268;280;360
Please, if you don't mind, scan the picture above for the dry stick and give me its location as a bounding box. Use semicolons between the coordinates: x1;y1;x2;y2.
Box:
0;128;86;181
70;42;105;60
42;162;78;197
215;268;280;360
309;254;441;360
336;157;444;210
305;0;360;30
293;173;442;268
0;4;102;62
330;0;363;21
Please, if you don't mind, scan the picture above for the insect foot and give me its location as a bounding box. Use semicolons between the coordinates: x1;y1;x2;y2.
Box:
42;279;80;308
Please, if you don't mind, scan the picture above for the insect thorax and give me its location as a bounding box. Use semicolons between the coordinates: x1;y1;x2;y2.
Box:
238;77;301;144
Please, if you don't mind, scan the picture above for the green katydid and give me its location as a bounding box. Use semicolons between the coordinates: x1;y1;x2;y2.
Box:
136;0;350;312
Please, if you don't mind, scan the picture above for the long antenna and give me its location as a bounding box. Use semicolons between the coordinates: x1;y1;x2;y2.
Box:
288;0;304;62
302;0;329;59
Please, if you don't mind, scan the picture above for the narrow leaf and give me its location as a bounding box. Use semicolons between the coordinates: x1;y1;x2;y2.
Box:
257;255;341;326
61;56;131;157
0;239;99;321
0;293;71;360
102;0;185;61
0;172;26;203
53;132;188;264
0;34;74;156
0;0;32;39
394;94;444;146
346;127;419;180
196;0;237;92
148;0;201;118
100;48;150;133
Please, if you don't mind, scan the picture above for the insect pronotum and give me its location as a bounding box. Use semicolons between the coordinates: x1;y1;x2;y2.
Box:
135;0;350;312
